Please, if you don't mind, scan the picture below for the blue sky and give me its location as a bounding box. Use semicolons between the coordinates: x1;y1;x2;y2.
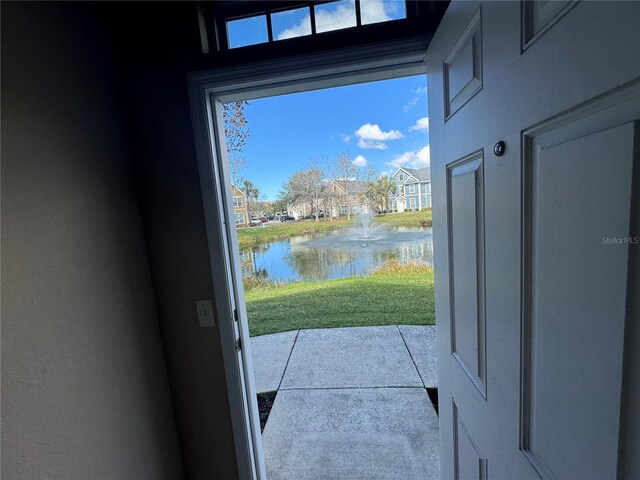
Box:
238;75;429;200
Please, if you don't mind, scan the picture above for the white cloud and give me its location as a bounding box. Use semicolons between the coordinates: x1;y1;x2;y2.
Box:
409;117;429;132
357;139;387;150
277;0;393;39
277;16;312;40
355;123;404;150
341;133;352;143
352;155;368;167
386;146;430;169
360;0;393;24
315;3;356;33
403;86;427;113
356;123;404;141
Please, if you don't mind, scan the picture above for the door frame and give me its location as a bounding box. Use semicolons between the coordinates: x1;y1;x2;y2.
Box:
187;42;429;479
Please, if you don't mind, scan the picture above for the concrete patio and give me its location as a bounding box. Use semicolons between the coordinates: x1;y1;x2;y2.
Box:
250;325;439;479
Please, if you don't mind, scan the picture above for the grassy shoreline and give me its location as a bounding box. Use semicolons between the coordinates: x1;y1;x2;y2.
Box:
236;209;432;248
236;218;350;248
245;264;435;337
374;209;432;228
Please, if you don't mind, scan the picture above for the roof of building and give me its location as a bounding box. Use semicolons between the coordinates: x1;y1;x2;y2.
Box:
395;167;431;182
232;184;247;196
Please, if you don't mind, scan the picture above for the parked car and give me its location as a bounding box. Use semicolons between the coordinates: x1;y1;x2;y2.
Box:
259;217;268;223
280;215;295;222
249;218;262;227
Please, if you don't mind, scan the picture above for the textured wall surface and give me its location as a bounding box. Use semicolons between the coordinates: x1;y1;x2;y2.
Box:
1;3;185;478
114;3;240;473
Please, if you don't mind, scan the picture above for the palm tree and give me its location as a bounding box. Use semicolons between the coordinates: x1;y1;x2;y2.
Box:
242;179;260;217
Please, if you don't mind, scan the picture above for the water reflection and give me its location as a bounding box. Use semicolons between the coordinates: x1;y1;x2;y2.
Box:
240;226;433;282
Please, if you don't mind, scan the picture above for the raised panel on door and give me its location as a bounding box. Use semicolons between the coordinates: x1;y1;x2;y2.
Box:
447;152;486;396
522;120;636;479
453;401;487;480
444;8;482;119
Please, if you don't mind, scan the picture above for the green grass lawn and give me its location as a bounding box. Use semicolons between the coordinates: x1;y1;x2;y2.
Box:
245;267;435;336
374;209;432;227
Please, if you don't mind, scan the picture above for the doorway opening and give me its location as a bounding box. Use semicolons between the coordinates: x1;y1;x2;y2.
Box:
224;76;438;478
188;41;437;478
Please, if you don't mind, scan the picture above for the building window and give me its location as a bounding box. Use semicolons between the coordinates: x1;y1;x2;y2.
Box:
314;0;356;33
224;0;408;50
227;15;269;49
361;0;407;25
271;7;312;40
235;213;246;224
233;197;244;207
409;183;416;193
410;198;416;208
399;174;404;181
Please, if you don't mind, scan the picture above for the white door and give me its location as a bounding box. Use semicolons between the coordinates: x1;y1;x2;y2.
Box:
397;197;406;212
427;2;640;478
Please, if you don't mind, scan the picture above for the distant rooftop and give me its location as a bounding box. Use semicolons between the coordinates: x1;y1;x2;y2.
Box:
397;167;430;182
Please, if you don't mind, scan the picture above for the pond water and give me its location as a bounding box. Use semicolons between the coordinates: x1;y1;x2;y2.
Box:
239;225;433;282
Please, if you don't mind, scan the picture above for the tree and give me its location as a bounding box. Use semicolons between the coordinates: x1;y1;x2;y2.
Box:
366;175;396;213
332;152;359;219
280;162;326;222
241;179;260;218
223;101;250;185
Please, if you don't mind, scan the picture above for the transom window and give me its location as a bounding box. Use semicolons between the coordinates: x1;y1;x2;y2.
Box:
226;0;407;50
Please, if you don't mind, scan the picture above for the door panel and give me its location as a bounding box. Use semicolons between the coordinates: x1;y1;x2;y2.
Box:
453;401;488;480
448;153;486;395
427;1;640;478
522;122;635;479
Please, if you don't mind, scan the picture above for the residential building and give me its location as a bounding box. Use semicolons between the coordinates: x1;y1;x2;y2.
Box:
286;180;371;219
327;179;370;217
232;185;248;226
389;167;431;212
